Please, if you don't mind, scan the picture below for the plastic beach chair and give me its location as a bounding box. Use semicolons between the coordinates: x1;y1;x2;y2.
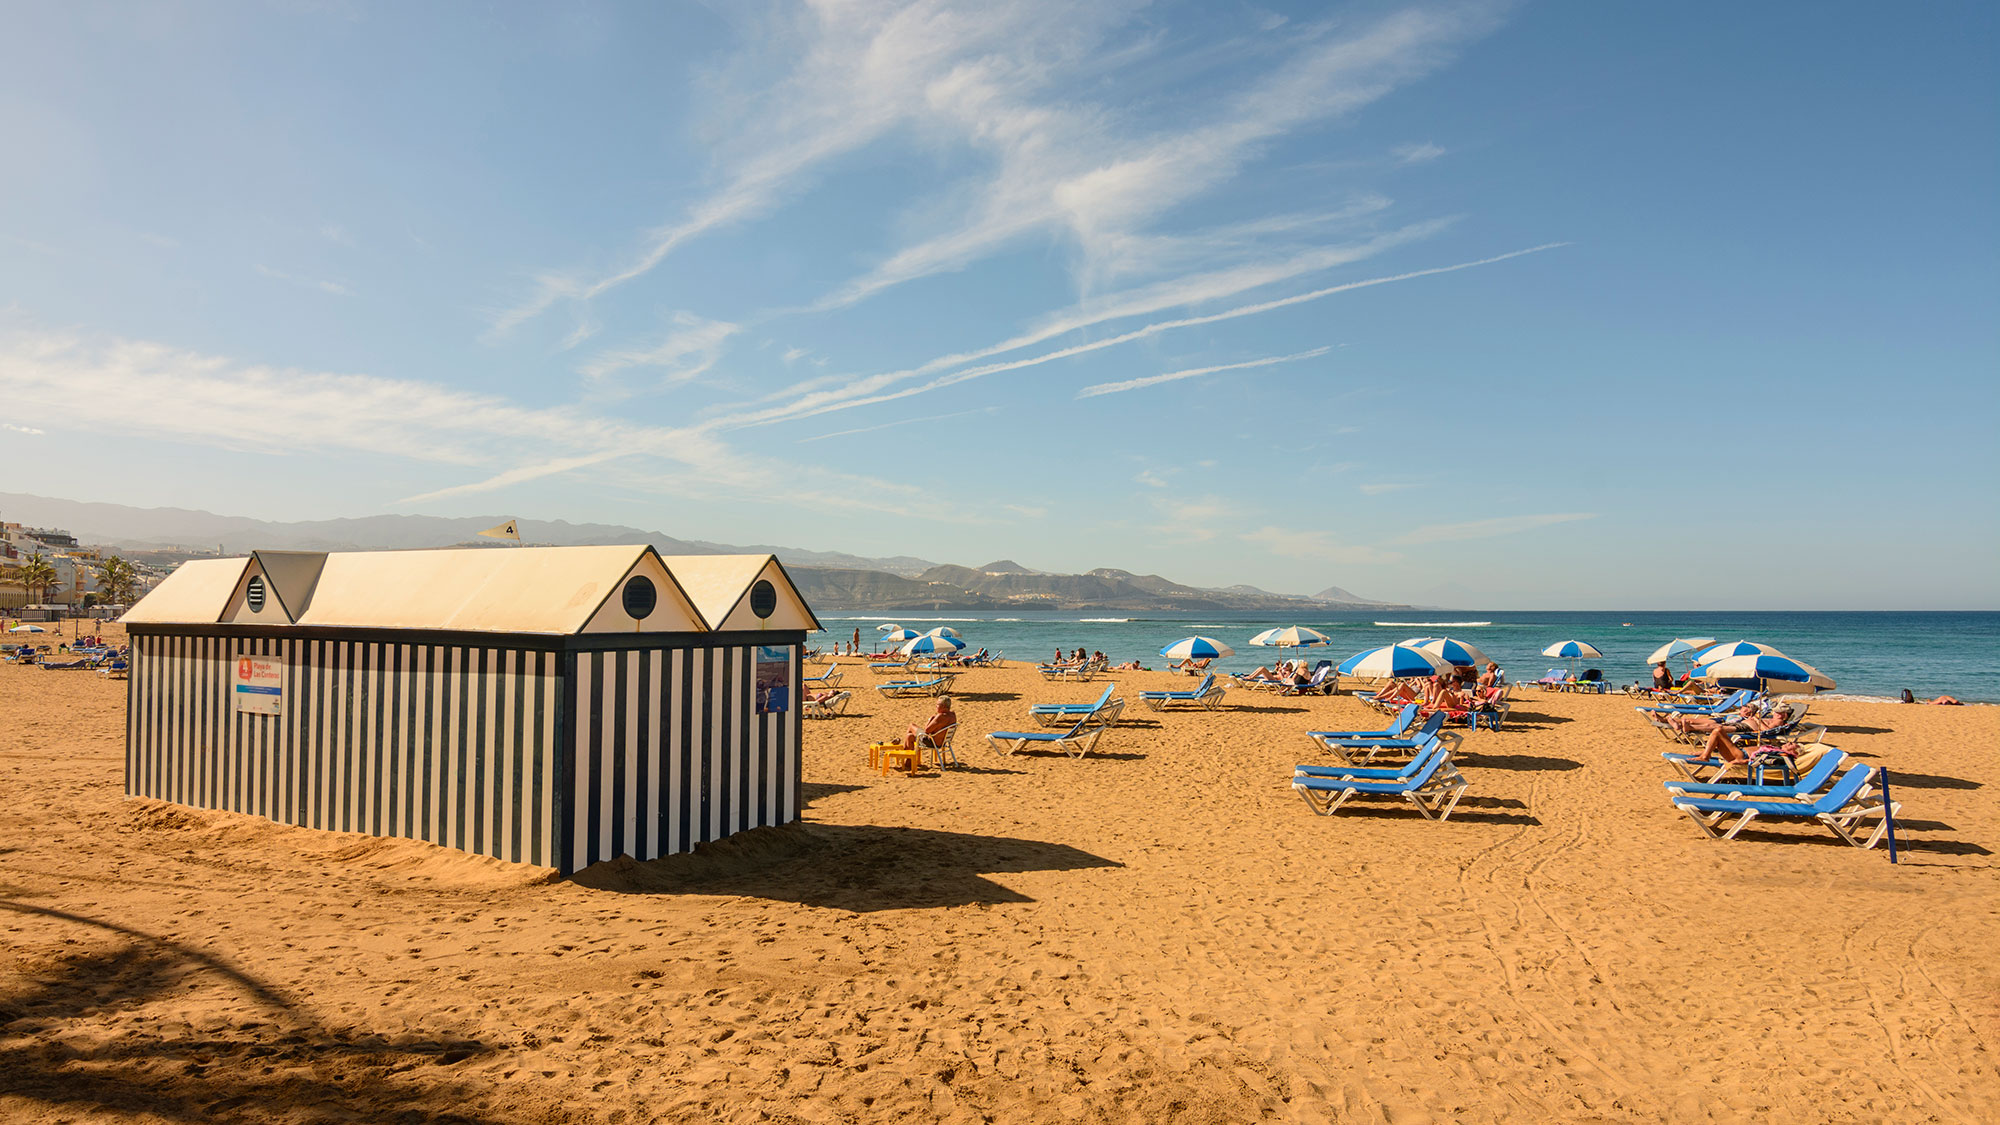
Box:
1671;765;1898;848
1308;712;1447;764
1662;747;1847;799
1029;683;1118;726
1306;704;1418;744
803;690;853;719
1138;673;1226;711
918;723;959;769
1291;744;1469;820
985;704;1123;759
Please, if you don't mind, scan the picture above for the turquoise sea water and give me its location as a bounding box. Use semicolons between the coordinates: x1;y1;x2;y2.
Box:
819;611;2000;703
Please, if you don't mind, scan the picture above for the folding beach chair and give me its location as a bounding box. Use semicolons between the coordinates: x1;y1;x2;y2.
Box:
918;723;959;769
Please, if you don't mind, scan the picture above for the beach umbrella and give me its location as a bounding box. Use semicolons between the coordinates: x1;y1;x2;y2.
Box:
1403;636;1490;669
879;627;920;644
901;633;965;655
1645;637;1718;665
1249;626;1330;650
1541;640;1603;660
1690;640;1785;667
875;623;902;632
8;624;47;633
1695;653;1835;694
1337;644;1450;679
922;626;963;639
1160;636;1234;661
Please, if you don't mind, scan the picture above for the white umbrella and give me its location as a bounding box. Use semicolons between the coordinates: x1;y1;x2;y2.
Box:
1541;640;1603;659
8;624;47;633
1696;653;1835;694
1646;637;1718;665
875;623;902;632
922;626;963;639
1249;626;1330;650
901;633;966;655
1691;641;1785;666
1160;636;1234;661
879;628;920;644
1337;644;1450;679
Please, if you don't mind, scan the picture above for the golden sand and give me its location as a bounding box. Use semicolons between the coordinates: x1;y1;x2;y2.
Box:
3;627;1997;1123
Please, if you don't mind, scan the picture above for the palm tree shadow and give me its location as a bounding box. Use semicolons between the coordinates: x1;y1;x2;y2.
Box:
0;900;510;1125
569;823;1122;912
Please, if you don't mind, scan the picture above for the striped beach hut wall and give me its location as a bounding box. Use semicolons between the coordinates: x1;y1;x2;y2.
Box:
120;546;821;875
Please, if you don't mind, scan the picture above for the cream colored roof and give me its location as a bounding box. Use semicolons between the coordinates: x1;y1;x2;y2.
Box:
120;558;258;624
121;546;819;635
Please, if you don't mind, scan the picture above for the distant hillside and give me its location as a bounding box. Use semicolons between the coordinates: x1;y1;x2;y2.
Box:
0;492;939;577
787;568;1010;611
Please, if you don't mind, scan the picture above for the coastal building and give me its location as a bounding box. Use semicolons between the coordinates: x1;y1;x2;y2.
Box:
119;546;821;874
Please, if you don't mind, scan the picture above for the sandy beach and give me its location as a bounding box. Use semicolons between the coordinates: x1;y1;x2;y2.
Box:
3;629;1996;1124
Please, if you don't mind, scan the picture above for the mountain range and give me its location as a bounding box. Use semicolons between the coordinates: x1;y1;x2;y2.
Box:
1;492;1407;612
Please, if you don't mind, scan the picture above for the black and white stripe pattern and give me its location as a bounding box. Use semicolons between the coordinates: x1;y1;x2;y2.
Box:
128;634;562;867
126;633;801;874
565;645;799;873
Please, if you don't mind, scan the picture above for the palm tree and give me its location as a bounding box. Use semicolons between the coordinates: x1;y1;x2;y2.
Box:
20;554;58;607
96;556;139;605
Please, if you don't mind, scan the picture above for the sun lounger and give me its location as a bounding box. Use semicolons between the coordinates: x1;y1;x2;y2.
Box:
1309;711;1448;763
1029;683;1118;726
1280;665;1338;696
802;690;853;719
1671;765;1897;848
869;659;911;674
1294;733;1459;782
1138;673;1226;711
1637;689;1758;716
1531;668;1571;690
803;662;844;689
1663;747;1847;799
1307;703;1419;744
875;676;955;698
1291;743;1469;820
985;703;1123;759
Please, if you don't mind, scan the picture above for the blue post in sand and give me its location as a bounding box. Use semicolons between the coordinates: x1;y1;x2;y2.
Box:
1879;768;1899;864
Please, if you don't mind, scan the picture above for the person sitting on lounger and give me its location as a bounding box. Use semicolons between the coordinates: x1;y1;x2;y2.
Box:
1427;676;1468;712
1240;660;1296;684
1651;662;1675;692
904;697;956;756
1479;662;1506;692
1374;678;1420;705
1171;656;1212;675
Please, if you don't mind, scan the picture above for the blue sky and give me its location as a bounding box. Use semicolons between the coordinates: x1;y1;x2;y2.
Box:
3;1;1995;608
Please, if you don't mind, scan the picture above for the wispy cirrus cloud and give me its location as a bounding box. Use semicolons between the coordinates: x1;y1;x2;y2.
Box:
1393;141;1446;163
579;311;740;385
2;422;46;435
1396;512;1596;545
255;264;350;297
795;405;996;444
1076;346;1330;399
1357;482;1418;495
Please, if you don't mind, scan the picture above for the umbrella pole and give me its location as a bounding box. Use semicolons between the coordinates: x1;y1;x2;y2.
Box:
1879;768;1899;864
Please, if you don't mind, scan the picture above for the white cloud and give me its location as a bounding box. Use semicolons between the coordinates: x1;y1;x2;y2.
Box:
2;423;46;435
1134;469;1169;488
1396;512;1596;545
1003;503;1047;519
1393;141;1446;163
579;312;740;385
320;223;354;246
795;405;996;444
1241;526;1401;565
1076;346;1329;399
255;264;351;297
782;347;809;364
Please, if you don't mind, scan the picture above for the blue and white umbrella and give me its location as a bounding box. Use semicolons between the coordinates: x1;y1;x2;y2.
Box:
1249;626;1329;650
923;626;963;639
879;627;920;644
1691;640;1784;667
902;633;966;655
1402;636;1490;669
1160;636;1235;661
1646;637;1718;665
1337;644;1450;679
1541;640;1603;659
875;623;902;632
1696;653;1834;694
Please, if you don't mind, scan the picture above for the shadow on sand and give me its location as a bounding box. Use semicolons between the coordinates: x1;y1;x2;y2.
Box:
568;823;1122;911
0;900;507;1125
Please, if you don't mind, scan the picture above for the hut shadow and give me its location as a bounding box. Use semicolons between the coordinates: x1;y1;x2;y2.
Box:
569;823;1122;912
0;900;506;1125
1875;771;1981;791
800;781;869;808
1468;754;1583;772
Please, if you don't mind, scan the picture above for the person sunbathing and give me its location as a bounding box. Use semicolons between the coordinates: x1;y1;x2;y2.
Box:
1928;695;1963;705
1663;703;1792;737
1374;679;1420;705
1170;656;1212;675
1427;679;1469;713
1684;727;1803;768
1240;660;1296;683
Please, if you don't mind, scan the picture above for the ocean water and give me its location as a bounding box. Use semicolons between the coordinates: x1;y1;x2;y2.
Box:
819;610;2000;704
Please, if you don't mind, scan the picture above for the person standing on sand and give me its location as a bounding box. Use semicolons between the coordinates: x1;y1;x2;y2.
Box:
853;627;861;654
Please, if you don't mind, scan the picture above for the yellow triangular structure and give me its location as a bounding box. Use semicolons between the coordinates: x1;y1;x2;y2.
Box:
477;519;520;541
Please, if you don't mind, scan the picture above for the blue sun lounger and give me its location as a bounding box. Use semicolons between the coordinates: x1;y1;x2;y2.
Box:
803;662;843;688
985;703;1123;759
875;676;954;698
1671;764;1897;848
1294;733;1458;782
1292;743;1468;820
1308;711;1447;763
1307;703;1418;744
1139;673;1225;711
1663;747;1846;799
1637;688;1757;716
1029;682;1118;726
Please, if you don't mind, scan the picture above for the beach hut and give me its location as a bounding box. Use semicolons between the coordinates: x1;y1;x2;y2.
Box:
119;546;821;875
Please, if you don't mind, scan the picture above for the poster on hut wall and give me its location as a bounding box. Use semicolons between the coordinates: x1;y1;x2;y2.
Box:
233;655;284;715
754;646;789;715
